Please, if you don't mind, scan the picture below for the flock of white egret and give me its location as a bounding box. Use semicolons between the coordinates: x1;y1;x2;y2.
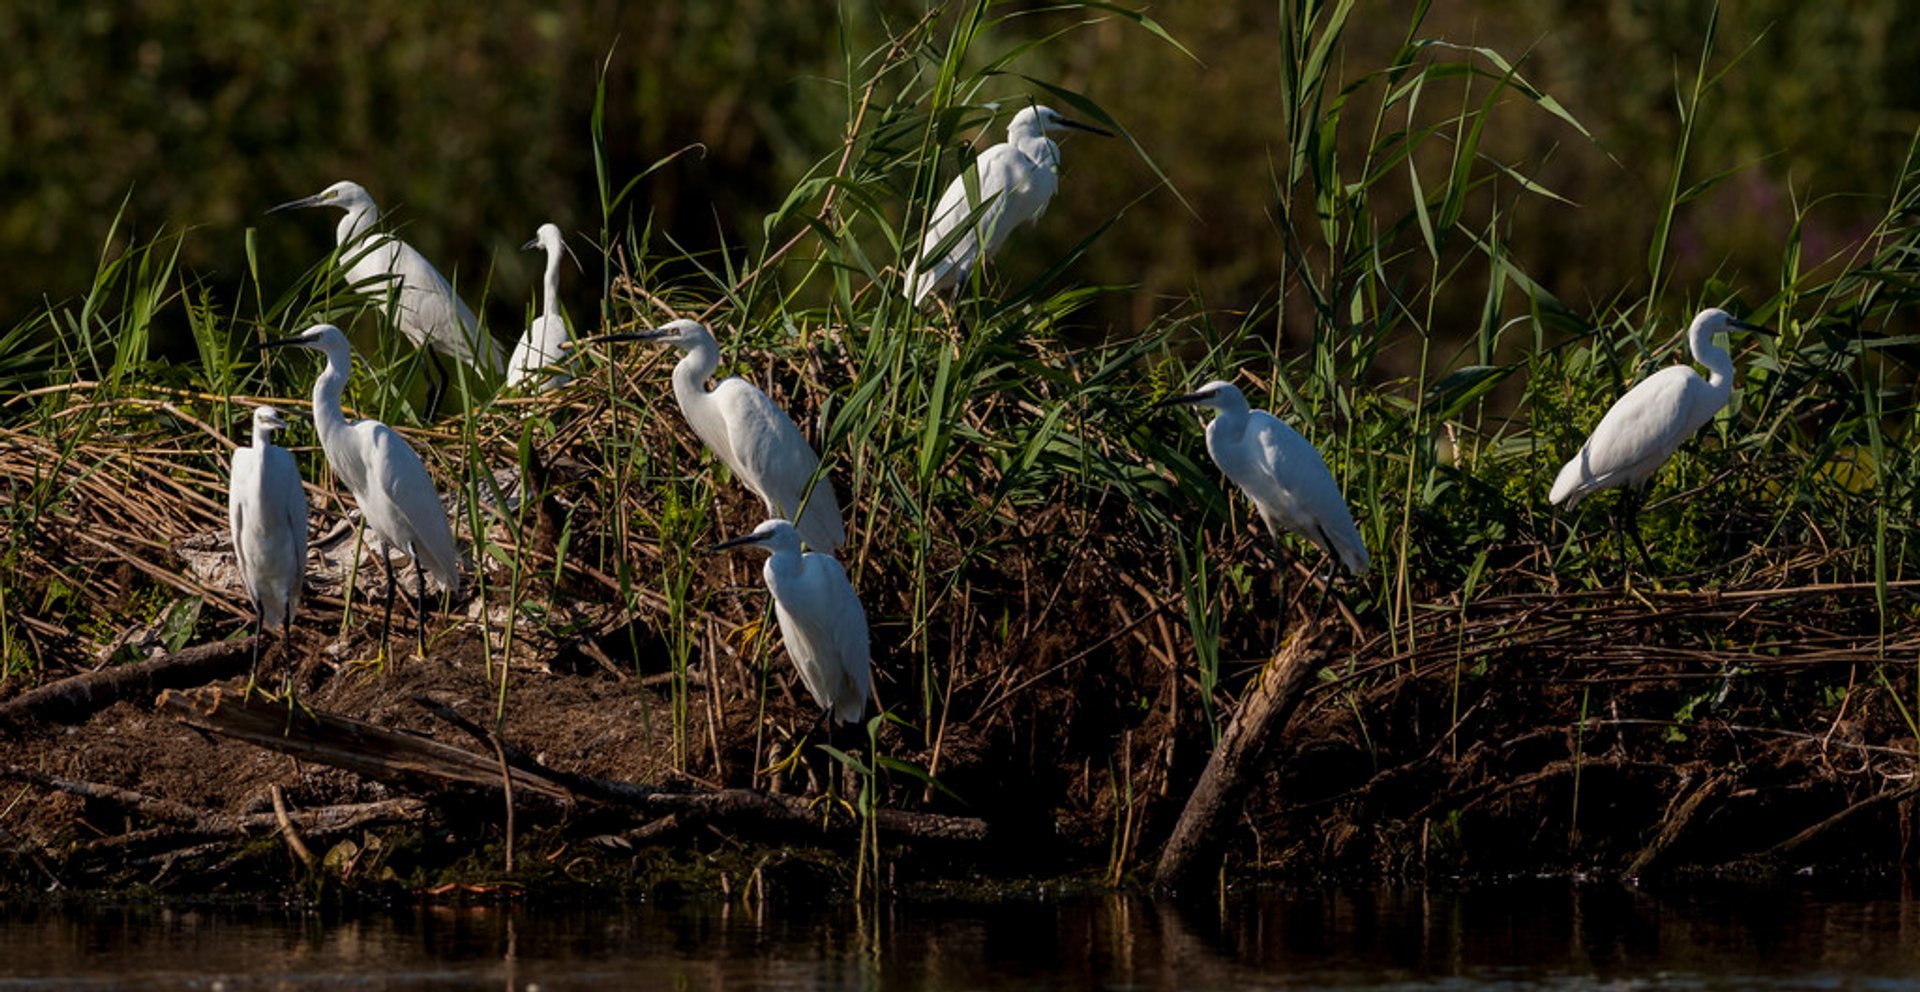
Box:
229;102;1771;735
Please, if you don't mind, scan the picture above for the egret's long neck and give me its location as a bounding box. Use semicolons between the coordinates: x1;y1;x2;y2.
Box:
1691;326;1735;392
672;338;727;445
760;540;805;587
310;345;352;450
251;424;275;450
540;246;562;321
1207;403;1248;443
335;201;379;248
1012;130;1060;170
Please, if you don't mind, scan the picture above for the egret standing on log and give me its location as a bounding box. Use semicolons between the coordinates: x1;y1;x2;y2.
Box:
903;104;1113;308
257;324;460;658
584;319;846;551
711;519;870;727
505;223;580;394
1550;307;1772;569
228;405;307;686
269;181;504;418
1160;379;1368;594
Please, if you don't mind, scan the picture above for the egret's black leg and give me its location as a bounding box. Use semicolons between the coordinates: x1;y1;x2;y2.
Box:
1308;553;1339;626
280;601;296;695
410;542;429;659
247;608;264;692
423;347;449;422
380;546;399;660
1623;488;1655;570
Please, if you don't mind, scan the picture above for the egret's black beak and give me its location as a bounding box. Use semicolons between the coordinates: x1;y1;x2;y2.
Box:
1058;116;1116;138
266;193;328;215
1730;318;1775;336
253;335;308;352
706;533;767;555
1155;388;1216;409
520;237;539;251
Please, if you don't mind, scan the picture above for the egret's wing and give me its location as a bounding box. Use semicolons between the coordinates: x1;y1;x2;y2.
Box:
389;239;504;376
506;315;572;393
263;447;309;618
1571;367;1702;490
714;379;846;550
362;422;460;591
786;555;871;724
229;448;259;600
906;144;1021;304
1246;412;1369;574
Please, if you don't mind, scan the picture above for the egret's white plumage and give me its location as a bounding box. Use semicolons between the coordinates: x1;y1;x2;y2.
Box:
270;181;504;379
1550;308;1768;508
228;406;307;674
597;319;845;551
259;325;459;651
903;105;1113;308
506;223;578;393
1165;380;1368;575
714;519;870;725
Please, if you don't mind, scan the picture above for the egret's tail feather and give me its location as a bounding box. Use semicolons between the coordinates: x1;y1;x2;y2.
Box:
1323;523;1370;577
1549;453;1589;507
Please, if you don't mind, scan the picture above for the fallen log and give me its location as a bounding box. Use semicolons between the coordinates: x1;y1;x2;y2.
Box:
1154;625;1331;894
0;761;426;851
0;638;256;729
411;695;988;844
163;687;986;846
157;687;574;806
1625;771;1727;877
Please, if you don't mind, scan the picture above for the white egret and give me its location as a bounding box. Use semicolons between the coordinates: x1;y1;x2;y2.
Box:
505;223;580;393
1550;307;1772;565
228;405;308;683
1161;380;1369;588
587;319;846;551
711;519;870;726
269;180;505;418
257;324;460;657
903;104;1114;308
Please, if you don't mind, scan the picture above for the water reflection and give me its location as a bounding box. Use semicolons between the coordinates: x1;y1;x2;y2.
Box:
5;882;1920;990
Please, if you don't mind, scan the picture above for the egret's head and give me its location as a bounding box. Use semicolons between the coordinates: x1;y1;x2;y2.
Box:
268;180;374;215
522;222;582;270
1691;307;1770;339
252;406;290;437
1008;104;1115;141
707;519;802;557
256;323;351;360
576;317;711;352
1157;379;1245;413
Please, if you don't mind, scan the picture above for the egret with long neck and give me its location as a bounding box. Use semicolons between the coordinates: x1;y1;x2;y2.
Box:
258;324;460;657
228;405;308;686
587;319;846;551
1160;379;1368;604
711;519;870;727
1550;307;1772;570
269;181;504;419
506;223;579;393
904;103;1113;308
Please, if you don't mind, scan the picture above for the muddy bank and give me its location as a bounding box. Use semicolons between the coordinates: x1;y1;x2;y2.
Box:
4;574;1916;903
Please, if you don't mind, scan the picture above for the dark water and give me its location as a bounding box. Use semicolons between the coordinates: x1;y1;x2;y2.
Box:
5;882;1920;990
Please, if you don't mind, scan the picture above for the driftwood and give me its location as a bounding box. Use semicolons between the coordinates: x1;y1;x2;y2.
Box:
157;687;575;806
161;687;988;846
413;696;988;844
1154;626;1331;893
0;638;257;728
1625;771;1727;877
0;761;424;849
